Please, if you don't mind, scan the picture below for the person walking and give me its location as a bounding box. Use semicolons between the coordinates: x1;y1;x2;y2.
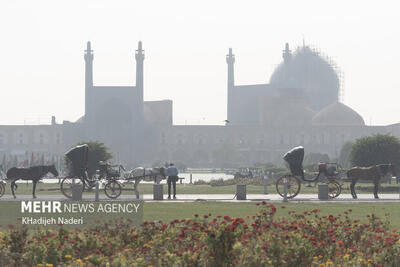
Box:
167;163;179;199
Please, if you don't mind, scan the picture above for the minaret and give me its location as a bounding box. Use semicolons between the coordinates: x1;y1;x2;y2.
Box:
84;41;94;119
282;43;291;84
132;41;145;162
226;48;235;123
282;42;291;63
135;41;145;104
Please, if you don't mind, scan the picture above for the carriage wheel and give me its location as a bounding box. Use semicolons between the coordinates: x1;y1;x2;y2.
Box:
0;183;4;198
104;181;122;199
276;175;301;199
60;177;83;199
327;180;342;199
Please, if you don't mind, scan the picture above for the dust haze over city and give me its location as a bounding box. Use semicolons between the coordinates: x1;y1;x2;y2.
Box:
0;0;400;167
3;2;400;265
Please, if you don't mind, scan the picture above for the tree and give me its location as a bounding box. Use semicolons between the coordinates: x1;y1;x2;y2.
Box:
337;141;353;169
349;134;400;167
65;141;113;177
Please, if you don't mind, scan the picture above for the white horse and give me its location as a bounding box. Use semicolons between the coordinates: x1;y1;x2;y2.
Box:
124;167;166;198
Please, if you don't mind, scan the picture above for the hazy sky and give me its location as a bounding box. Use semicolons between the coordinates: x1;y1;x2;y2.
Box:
0;0;399;126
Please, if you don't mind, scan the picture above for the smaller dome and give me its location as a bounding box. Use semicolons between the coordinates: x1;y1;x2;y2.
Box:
312;102;365;126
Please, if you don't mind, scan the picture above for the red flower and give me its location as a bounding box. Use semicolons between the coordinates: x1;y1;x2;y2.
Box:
224;216;231;221
226;224;236;232
48;232;57;237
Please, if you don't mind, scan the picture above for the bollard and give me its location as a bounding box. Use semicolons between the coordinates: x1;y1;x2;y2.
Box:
318;183;329;200
153;184;163;200
283;177;288;202
71;184;83;201
190;173;193;184
263;174;268;194
236;184;246;200
95;179;100;202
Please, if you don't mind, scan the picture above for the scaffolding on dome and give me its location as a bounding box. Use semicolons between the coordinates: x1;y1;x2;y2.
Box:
295;44;345;103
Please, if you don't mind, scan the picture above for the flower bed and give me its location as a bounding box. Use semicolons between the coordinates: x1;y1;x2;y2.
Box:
0;202;399;266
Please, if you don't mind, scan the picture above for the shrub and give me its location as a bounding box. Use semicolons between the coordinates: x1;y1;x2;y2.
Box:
0;204;399;266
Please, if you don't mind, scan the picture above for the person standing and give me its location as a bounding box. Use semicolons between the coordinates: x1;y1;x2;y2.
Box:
167;163;178;199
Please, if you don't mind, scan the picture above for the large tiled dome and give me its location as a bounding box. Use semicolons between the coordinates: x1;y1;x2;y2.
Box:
270;45;340;111
312;102;365;126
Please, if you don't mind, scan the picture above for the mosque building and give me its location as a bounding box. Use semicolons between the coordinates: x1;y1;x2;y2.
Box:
0;41;399;169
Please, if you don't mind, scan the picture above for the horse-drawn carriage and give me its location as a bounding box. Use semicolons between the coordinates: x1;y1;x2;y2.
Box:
275;146;343;199
61;144;98;198
60;144;166;199
60;144;125;199
56;145;109;198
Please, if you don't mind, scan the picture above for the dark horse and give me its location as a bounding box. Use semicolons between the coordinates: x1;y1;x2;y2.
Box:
347;164;397;199
6;165;59;199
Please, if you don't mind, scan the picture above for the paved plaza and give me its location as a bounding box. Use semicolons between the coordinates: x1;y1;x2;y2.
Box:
1;193;399;202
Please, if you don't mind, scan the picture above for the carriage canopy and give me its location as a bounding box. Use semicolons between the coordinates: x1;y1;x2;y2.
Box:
65;144;89;171
283;146;304;177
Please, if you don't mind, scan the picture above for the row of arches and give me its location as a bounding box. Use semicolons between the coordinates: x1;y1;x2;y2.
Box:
160;132;352;146
0;131;62;145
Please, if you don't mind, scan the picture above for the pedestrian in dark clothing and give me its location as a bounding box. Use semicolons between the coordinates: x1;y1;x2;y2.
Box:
167;163;178;199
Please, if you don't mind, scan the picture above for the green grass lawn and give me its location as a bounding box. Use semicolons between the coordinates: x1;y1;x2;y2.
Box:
2;181;400;196
143;202;400;229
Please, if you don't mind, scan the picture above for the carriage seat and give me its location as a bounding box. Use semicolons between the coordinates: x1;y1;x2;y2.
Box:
326;166;337;176
107;169;120;178
318;163;337;177
98;161;120;178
